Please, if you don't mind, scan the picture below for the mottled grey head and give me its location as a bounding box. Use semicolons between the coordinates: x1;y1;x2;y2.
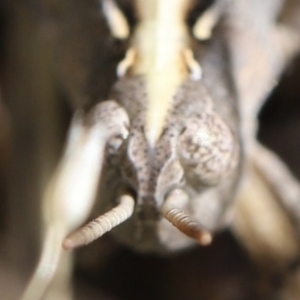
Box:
64;0;241;253
105;73;239;252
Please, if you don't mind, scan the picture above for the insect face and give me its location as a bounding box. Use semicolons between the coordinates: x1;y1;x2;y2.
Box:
95;71;240;253
61;0;241;253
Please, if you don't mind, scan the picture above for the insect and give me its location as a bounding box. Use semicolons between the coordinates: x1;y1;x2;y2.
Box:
20;0;300;299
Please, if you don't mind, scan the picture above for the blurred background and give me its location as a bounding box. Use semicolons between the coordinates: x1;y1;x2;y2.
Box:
0;0;300;299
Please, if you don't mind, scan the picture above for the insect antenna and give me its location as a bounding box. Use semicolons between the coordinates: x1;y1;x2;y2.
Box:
63;194;135;250
161;189;212;245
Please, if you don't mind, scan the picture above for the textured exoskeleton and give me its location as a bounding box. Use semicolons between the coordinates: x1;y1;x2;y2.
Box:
20;0;300;299
61;0;242;253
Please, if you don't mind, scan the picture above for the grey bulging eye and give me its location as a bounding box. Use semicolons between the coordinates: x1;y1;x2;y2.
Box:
178;112;236;186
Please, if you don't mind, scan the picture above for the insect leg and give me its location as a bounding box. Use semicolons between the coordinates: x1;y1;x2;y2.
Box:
182;48;202;81
117;47;137;77
101;0;130;40
232;143;300;279
192;0;225;41
21;101;129;300
252;143;300;227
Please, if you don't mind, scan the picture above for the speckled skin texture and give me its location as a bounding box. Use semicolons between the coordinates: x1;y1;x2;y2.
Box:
96;28;242;253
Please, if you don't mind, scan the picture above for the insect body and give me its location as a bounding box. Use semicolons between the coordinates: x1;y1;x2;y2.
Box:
63;0;240;253
21;0;300;299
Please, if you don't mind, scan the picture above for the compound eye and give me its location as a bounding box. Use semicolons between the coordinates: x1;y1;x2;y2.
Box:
178;112;237;186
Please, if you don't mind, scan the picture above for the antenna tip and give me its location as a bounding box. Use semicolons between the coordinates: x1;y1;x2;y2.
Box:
198;232;213;246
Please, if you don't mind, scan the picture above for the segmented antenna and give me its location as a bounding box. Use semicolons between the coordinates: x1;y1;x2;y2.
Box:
63;194;135;250
161;189;212;245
